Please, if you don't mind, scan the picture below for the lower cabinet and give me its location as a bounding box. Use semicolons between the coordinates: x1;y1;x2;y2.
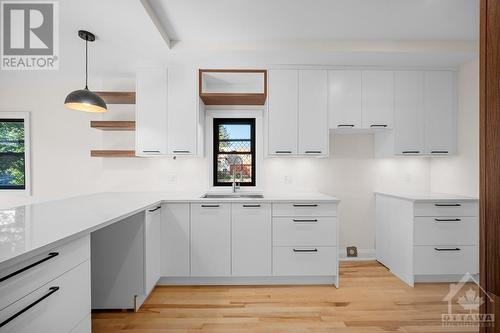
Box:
273;247;337;276
0;260;90;333
190;203;231;277
231;203;272;276
145;205;161;295
161;203;190;277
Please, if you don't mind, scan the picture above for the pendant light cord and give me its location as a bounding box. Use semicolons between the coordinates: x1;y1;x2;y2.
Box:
85;38;88;90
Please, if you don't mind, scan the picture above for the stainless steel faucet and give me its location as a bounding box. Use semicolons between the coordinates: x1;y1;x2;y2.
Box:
227;156;243;193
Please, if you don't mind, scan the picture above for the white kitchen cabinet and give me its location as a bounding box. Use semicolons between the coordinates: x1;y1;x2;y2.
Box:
144;206;161;295
394;71;425;155
190;203;231;277
362;71;394;129
424;71;457;155
136;68;168;156
328;70;362;129
267;70;298;156
167;66;199;156
298;70;328;156
161;203;190;277
231;203;272;276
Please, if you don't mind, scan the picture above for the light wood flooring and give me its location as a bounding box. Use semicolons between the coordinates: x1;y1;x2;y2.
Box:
92;261;479;332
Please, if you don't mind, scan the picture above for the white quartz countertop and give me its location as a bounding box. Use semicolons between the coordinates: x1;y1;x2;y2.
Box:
0;191;339;268
374;191;478;202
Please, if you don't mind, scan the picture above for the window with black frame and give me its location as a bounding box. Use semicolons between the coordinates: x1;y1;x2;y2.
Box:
213;118;256;187
0;118;26;190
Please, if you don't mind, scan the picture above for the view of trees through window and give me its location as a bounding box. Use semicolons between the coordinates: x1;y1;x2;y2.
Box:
0;119;26;190
214;118;255;186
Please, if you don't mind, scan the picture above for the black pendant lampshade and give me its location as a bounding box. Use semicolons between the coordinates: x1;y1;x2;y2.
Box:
64;30;107;113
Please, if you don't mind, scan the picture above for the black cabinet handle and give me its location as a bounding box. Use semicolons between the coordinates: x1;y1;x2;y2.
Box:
370;124;388;128
173;150;190;154
431;150;449;154
402;151;420;154
142;150;161;153
201;204;220;208
434;218;461;222
305;151;322;154
0;252;59;283
275;151;292;154
293;248;318;253
337;124;355;128
434;247;461;251
0;286;59;328
243;204;261;208
148;206;161;212
434;203;461;207
292;204;318;207
293;219;318;223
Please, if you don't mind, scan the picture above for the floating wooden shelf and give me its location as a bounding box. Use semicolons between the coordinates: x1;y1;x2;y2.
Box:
94;91;136;104
91;150;136;158
90;121;135;131
199;69;267;105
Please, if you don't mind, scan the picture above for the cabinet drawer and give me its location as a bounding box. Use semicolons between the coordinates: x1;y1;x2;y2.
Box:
273;217;337;246
414;245;478;275
273;246;337;276
0;236;90;311
414;217;478;246
0;260;90;333
272;202;337;217
414;201;478;217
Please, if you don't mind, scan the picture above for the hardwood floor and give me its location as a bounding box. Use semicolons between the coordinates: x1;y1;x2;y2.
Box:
92;261;479;332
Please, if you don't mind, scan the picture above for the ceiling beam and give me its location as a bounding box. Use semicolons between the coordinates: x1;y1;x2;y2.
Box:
140;0;172;49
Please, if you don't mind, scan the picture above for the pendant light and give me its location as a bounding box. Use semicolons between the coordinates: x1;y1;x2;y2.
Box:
64;30;107;113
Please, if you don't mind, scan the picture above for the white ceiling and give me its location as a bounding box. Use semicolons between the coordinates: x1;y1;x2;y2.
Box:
150;0;479;42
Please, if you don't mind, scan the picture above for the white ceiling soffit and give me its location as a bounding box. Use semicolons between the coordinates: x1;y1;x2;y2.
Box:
146;0;479;44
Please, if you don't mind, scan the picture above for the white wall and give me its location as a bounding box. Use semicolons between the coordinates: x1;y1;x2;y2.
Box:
430;59;479;196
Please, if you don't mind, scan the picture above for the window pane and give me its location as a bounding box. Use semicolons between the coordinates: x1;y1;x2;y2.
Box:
0;119;25;189
217;154;253;184
219;124;250;140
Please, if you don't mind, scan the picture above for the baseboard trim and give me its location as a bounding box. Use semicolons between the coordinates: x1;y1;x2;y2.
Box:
415;274;480;283
338;248;376;261
158;275;338;287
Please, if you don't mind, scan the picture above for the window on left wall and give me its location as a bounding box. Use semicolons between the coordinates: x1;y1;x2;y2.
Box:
0;113;30;192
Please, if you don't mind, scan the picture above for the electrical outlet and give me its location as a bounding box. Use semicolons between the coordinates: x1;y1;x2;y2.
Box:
283;175;293;184
167;174;177;184
346;246;358;257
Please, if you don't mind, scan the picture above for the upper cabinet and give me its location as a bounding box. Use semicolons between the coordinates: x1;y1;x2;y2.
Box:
394;71;426;155
298;70;328;156
267;69;328;157
267;70;299;156
328;70;394;130
424;71;457;155
362;71;394;129
328;70;362;129
135;68;168;156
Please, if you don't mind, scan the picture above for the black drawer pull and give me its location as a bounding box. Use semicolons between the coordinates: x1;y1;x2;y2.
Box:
435;218;461;222
201;204;220;208
148;206;161;212
275;151;292;154
142;150;161;153
434;247;461;251
370;124;388;128
305;151;322;154
293;219;318;223
0;252;59;283
243;204;261;208
292;204;318;207
173;150;190;153
434;203;462;207
431;150;449;154
337;124;355;128
293;248;318;253
0;286;59;328
402;151;420;154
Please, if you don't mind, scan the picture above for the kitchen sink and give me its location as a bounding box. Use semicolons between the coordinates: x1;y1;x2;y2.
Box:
201;193;264;199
